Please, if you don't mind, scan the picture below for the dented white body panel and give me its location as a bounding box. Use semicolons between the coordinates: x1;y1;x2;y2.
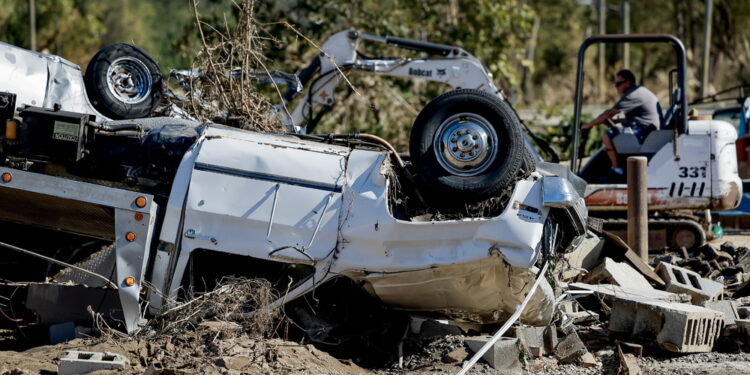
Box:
146;125;586;326
0;42;106;119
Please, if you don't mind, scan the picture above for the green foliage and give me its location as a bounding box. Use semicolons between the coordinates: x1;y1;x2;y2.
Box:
3;0;750;154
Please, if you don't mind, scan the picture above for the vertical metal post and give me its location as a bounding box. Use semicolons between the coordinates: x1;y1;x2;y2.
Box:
622;0;630;68
701;0;713;97
599;0;607;101
29;0;36;51
627;156;648;261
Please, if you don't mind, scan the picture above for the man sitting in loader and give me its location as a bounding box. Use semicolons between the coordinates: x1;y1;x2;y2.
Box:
581;69;662;176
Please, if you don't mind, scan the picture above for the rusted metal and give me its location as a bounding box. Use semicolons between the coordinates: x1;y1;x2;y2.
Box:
627;157;648;261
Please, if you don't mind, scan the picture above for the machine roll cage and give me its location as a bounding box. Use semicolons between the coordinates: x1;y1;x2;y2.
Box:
570;34;689;172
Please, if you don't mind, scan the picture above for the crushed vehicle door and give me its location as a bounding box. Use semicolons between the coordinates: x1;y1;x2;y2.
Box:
179;127;348;266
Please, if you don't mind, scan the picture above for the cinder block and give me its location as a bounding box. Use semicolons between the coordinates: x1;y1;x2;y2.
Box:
609;296;724;353
515;325;557;357
736;319;750;344
568;282;690;303
561;232;604;280
702;300;739;326
655;262;723;304
58;351;129;375
584;257;653;290
465;336;521;372
554;331;588;364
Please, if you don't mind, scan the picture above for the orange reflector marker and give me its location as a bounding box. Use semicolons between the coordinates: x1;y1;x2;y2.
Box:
134;212;144;221
123;277;136;287
5;119;18;140
125;232;136;242
135;196;147;208
1;173;11;183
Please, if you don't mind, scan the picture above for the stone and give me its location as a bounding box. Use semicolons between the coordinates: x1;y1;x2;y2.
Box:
561;232;604;280
58;351;129;375
442;348;468;363
554;331;588;364
464;336;521;372
699;244;733;262
568;282;690;303
702;300;739;326
608;296;724;353
655;262;723;304
583;258;653;290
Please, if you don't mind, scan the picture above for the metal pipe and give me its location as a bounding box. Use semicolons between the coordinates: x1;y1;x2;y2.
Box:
29;0;36;52
456;261;550;375
627;156;648;260
701;0;713;97
598;0;607;101
622;0;630;68
0;240;118;290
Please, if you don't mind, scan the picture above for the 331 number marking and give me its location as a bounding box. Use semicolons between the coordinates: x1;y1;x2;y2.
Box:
678;166;706;178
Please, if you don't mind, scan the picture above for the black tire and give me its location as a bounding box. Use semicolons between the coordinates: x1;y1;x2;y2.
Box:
84;43;163;119
409;89;525;205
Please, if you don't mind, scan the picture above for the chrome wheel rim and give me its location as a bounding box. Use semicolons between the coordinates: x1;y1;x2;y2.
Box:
106;57;152;104
433;112;498;176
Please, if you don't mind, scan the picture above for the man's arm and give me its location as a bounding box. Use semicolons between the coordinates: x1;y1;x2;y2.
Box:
581;108;621;130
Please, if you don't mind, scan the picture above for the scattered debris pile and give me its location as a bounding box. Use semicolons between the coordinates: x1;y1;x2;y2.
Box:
8;235;750;374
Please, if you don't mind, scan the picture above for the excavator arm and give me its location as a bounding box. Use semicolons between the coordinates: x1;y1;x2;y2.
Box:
277;30;503;133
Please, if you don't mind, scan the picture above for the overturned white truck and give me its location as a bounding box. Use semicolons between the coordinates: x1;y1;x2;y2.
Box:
0;42;589;333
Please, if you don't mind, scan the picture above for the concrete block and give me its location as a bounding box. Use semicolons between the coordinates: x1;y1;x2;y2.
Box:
563;311;599;328
584;258;653;290
558;300;578;314
655;262;723;304
58;351;129;375
608;296;724;353
554;331;588;364
568;282;691;303
702;300;739;326
515;325;557;357
465;336;521;372
561;232;604;280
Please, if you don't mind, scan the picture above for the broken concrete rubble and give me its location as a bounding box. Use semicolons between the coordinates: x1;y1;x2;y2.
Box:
554;330;588;364
702;300;740;326
608;295;724;353
464;336;521;373
656;262;724;304
561;231;604;280
514;325;557;357
583;257;653;290
568;282;691;303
